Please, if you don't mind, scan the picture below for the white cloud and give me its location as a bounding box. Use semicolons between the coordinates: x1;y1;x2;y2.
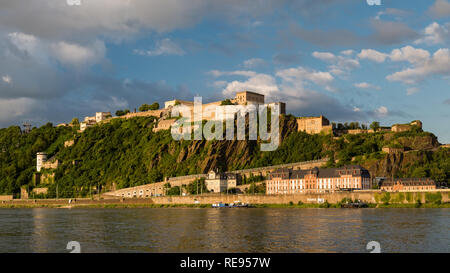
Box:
7;32;105;68
51;40;105;67
355;45;450;85
2;75;12;84
209;70;257;78
212;80;227;88
7;32;51;64
387;48;450;84
389;46;430;64
220;72;279;98
358;49;388;63
407;87;419;95
354;82;380;90
276;66;335;91
312;52;336;62
312;51;359;76
8;32;38;51
134;38;184;56
210;67;381;120
340;49;355;56
241;58;266;68
212;67;336;100
415;22;450;45
375;106;389;117
375;8;411;20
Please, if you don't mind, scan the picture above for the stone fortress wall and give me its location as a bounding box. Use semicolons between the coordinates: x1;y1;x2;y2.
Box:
296;115;332;135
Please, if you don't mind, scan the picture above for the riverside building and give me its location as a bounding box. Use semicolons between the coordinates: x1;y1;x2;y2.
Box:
379;178;436;191
266;165;371;194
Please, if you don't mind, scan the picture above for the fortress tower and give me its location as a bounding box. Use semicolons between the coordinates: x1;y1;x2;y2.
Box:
36;152;47;172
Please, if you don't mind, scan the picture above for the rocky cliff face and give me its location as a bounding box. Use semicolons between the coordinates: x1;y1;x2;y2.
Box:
152;115;299;173
361;148;448;179
383;134;439;150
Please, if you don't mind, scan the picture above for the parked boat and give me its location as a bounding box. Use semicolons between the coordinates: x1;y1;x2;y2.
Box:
212;201;252;208
212;202;228;208
229;201;249;208
341;201;368;208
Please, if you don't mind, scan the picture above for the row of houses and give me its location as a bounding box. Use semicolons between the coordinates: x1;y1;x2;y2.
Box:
191;165;438;195
378;178;436;191
265;165;437;194
266;165;372;194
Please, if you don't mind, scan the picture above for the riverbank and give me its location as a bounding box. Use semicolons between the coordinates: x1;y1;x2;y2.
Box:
1;190;449;208
1;201;449;209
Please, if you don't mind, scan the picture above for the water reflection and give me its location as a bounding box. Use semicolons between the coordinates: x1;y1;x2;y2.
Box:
0;208;448;253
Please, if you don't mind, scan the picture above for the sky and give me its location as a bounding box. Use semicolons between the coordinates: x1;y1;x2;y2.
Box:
0;0;449;142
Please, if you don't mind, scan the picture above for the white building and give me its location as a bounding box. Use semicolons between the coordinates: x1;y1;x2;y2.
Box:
79;120;96;132
84;116;96;123
96;112;112;123
205;170;237;193
36;152;47;172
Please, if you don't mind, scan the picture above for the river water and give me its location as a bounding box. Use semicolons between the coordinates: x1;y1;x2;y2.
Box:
0;208;448;253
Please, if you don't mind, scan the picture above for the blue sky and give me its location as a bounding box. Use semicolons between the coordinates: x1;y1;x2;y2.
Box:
0;0;449;142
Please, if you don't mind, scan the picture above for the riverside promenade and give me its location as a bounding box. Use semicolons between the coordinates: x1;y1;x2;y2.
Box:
1;190;449;208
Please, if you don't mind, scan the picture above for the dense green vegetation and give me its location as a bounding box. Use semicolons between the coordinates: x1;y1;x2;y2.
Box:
185;178;208;195
0;123;73;196
242;174;265;184
0;115;448;197
115;109;130;116
220;99;235;105
138;102;160;112
245;182;266;194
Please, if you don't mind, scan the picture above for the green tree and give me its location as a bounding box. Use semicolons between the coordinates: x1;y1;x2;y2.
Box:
139;104;151;112
370;121;380;132
430;168;446;182
186;178;207;195
220;99;234;105
411;167;427;178
149;102;160;110
70;118;79;126
115;109;130;116
245;182;266;194
139;102;160;112
167;186;181;196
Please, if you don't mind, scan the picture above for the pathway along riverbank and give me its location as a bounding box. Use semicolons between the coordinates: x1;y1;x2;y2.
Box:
1;190;449;208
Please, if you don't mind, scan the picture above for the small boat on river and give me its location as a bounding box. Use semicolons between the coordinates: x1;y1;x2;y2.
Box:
212;201;252;208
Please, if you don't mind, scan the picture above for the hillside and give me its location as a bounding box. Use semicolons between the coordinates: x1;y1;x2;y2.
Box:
0;115;448;197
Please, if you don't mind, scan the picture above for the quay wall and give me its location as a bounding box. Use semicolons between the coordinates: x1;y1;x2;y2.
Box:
146;190;450;205
0;195;13;201
1;190;449;207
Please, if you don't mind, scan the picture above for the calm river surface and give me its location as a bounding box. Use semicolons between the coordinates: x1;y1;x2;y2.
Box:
0;208;448;253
